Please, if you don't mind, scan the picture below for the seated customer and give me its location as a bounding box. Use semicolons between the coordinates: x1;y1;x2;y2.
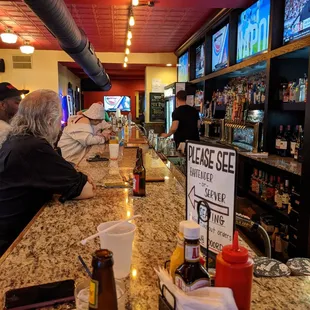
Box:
0;89;94;255
58;102;111;164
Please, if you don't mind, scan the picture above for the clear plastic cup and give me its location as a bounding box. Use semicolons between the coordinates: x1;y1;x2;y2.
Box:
75;279;125;309
109;143;119;160
75;279;90;310
97;221;136;279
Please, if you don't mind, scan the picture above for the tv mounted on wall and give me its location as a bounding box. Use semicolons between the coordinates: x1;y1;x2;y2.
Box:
283;0;310;43
212;24;229;72
103;96;131;112
237;0;270;63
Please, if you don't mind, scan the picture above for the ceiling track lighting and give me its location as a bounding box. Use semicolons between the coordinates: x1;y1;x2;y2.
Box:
20;40;35;54
132;0;139;6
124;62;128;68
0;28;18;44
127;29;133;40
124;56;128;63
126;38;132;46
129;6;135;26
125;47;130;55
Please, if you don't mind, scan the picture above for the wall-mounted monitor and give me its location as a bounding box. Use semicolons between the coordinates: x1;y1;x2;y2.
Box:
195;43;205;78
283;0;310;44
212;24;229;72
104;96;131;112
237;0;270;63
178;52;189;82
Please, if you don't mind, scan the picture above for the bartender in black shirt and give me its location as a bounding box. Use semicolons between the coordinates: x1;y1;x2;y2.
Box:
161;90;200;147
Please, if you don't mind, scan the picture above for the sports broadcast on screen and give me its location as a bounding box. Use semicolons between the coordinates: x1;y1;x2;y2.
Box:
237;0;270;63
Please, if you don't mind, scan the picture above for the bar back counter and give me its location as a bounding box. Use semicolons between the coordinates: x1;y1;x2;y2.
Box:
0;127;310;309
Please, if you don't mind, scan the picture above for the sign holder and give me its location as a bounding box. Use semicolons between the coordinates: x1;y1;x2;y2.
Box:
185;140;237;257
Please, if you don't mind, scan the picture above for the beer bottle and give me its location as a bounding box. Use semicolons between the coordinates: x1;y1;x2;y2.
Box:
89;249;118;310
133;148;146;196
175;221;210;292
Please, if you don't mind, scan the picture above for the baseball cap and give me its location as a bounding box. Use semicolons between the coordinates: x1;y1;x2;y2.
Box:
0;82;29;101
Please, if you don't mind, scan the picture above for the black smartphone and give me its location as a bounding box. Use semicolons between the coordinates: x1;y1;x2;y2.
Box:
4;279;75;310
86;154;109;162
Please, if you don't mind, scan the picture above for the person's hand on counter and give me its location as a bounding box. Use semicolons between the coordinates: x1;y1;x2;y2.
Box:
161;133;169;138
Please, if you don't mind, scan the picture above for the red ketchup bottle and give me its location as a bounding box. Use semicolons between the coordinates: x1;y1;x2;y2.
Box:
215;231;253;310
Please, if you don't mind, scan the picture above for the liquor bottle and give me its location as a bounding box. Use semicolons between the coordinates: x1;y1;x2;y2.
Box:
284;125;291;156
277;183;284;209
275;125;284;155
299;78;306;102
271;226;279;248
256;170;262;195
274;176;281;207
282;180;290;211
290;125;298;158
266;175;275;202
133;148;146;197
89;249;118;310
261;173;268;200
297;125;304;163
175;221;210;292
279;126;289;157
251;169;258;192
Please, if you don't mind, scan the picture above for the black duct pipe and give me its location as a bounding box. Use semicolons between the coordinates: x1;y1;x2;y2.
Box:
24;0;111;91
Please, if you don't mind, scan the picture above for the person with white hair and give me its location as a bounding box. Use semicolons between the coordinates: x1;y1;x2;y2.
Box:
58;102;111;164
0;89;95;255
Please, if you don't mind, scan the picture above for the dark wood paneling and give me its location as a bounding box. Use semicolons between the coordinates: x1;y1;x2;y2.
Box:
269;0;285;51
228;9;242;67
299;50;310;257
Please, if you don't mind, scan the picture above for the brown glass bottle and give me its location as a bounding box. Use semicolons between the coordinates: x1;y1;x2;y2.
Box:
133;148;146;197
89;249;118;310
175;221;210;292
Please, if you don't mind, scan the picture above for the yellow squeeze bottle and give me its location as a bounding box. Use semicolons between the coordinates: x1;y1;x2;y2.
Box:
170;221;186;281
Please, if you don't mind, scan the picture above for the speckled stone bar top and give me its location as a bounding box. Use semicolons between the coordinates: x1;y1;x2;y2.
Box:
0;128;309;309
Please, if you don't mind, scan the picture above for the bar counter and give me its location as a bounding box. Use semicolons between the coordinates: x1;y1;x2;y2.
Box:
0;128;310;309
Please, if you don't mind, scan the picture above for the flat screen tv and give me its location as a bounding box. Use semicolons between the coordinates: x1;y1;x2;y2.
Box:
237;0;270;63
283;0;310;43
178;52;189;82
104;96;131;112
195;43;205;78
212;24;229;72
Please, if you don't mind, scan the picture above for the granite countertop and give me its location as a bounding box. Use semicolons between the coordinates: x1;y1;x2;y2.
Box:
239;152;302;176
0;128;309;309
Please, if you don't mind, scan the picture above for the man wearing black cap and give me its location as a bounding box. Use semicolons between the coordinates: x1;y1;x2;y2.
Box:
0;82;29;130
161;90;200;147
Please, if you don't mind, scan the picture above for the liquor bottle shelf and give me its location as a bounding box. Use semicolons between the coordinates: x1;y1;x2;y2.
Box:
239;152;302;177
282;102;305;111
269;101;306;111
248;103;264;110
247;190;289;220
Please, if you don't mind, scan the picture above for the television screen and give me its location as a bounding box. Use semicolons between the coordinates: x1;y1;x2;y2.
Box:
195;44;205;78
212;24;229;72
283;0;310;43
104;96;131;112
178;52;189;82
237;0;270;63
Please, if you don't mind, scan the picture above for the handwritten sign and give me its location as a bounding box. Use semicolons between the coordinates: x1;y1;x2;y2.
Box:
186;141;236;254
150;92;165;122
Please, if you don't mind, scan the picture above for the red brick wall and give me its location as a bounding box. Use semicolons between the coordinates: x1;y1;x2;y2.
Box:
83;79;145;119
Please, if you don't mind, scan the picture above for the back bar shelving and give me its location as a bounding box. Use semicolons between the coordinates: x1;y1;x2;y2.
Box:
175;0;310;258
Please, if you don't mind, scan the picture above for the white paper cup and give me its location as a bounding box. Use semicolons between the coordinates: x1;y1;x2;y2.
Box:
109;143;119;160
97;221;136;279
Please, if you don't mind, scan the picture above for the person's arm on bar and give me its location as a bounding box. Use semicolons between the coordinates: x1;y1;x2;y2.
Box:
75;181;94;199
161;120;179;138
